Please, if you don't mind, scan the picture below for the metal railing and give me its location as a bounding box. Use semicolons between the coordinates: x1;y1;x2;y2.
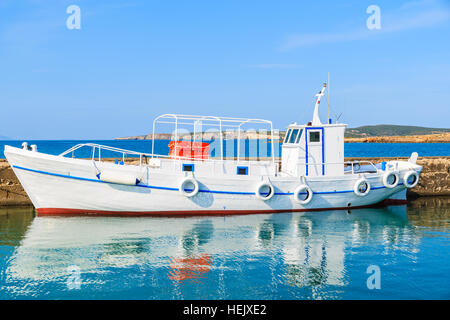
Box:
59;143;155;167
285;160;380;175
59;144;379;175
58;143;276;167
343;161;379;174
152;114;276;166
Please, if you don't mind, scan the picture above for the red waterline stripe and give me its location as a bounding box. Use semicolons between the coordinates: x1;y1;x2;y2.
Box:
36;199;406;217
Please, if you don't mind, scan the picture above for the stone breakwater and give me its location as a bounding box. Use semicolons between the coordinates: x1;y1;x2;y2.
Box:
1;157;449;207
345;157;450;197
0;160;30;206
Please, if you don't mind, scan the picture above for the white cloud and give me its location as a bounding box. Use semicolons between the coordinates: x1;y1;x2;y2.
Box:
399;0;438;10
280;30;370;50
280;1;450;50
383;9;450;32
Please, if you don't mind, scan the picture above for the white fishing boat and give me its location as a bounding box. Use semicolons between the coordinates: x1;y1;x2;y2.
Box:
4;84;422;216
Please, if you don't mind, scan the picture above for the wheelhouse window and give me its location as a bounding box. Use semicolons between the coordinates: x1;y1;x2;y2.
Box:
284;129;292;143
295;129;303;143
309;131;321;143
284;128;304;144
288;129;299;144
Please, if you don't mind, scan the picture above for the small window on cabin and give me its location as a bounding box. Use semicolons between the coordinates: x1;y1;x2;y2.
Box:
295;129;303;144
309;131;321;143
289;129;299;144
183;164;194;172
284;129;292;143
237;166;248;175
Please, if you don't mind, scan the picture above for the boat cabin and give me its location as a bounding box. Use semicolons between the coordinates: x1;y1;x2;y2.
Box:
281;83;347;177
281;122;346;177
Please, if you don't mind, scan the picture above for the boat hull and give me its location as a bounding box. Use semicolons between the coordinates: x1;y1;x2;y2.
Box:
4;146;420;216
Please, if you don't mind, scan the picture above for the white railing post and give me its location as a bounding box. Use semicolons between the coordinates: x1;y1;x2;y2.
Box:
237;124;241;162
175;116;178;161
219;119;223;161
270;123;275;167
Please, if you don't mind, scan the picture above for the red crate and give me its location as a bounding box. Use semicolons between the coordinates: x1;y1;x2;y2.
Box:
168;141;210;160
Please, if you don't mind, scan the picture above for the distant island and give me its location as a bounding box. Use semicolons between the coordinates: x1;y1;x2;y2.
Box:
116;124;450;143
344;124;450;143
345;124;450;138
0;135;12;140
345;133;450;143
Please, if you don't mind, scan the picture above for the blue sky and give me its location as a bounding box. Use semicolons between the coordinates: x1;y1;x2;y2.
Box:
0;0;449;139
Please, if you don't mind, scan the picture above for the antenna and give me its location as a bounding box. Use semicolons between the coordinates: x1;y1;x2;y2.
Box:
327;72;331;124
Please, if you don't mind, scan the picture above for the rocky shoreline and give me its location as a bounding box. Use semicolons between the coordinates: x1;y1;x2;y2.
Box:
344;133;450;143
1;157;449;207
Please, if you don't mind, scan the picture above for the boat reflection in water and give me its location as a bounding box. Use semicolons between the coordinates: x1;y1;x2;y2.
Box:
168;254;213;283
1;199;449;299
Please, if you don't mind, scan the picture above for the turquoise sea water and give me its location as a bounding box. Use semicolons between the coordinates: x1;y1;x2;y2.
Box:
1;140;449;158
1;140;449;299
0;198;449;300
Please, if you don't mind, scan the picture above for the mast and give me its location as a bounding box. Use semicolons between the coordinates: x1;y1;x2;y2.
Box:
312;83;326;126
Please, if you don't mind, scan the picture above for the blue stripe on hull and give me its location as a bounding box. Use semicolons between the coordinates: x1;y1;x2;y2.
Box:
12;164;394;196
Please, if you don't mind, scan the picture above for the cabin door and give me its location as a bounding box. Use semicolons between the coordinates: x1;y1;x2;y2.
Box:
305;128;324;177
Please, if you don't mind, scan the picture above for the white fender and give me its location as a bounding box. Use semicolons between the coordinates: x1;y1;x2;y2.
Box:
354;178;371;196
403;171;419;188
293;185;313;205
179;177;199;197
255;182;274;201
97;170;140;185
382;172;399;189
